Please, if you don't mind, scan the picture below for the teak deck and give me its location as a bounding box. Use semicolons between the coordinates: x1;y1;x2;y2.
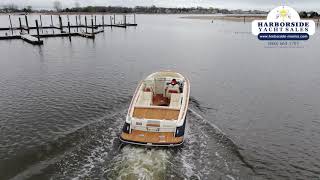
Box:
133;107;179;120
121;130;183;144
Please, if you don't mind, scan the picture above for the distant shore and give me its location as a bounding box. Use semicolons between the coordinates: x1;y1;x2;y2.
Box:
181;15;320;22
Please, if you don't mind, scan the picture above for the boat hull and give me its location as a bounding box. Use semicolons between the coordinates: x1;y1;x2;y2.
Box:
120;132;184;147
120;71;189;147
120;115;187;147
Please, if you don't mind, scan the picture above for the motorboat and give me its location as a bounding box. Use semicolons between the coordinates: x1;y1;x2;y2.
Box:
120;71;190;146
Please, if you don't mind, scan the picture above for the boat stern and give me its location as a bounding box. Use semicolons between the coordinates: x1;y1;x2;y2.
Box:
120;130;184;147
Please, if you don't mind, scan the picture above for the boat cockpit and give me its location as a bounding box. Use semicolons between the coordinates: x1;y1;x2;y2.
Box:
136;77;184;109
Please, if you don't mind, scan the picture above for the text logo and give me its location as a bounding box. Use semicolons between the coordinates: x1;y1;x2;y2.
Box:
252;6;316;40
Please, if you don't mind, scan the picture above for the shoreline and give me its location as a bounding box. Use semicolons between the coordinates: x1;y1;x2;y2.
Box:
181;15;320;22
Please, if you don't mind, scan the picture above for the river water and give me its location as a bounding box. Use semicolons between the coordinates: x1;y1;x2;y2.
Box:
0;14;320;180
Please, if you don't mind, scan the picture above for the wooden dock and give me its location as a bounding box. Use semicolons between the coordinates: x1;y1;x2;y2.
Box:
21;34;43;45
0;14;137;45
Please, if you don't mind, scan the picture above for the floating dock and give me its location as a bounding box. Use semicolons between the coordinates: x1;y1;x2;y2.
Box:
21;34;43;45
0;14;138;45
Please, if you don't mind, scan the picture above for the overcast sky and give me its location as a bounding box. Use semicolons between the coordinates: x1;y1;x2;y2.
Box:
1;0;320;11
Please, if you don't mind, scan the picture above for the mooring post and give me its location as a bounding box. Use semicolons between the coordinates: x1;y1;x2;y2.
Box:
91;18;94;36
9;15;13;35
102;15;104;29
39;15;43;33
124;15;126;26
85;16;88;33
59;15;63;33
79;15;81;25
25;15;29;34
243;16;246;23
113;14;116;24
76;16;78;32
50;15;53;27
35;20;41;42
110;16;113;29
134;14;136;24
68;21;71;41
19;17;22;33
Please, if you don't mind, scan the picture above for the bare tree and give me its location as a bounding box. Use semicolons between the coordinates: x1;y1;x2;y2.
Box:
53;1;62;12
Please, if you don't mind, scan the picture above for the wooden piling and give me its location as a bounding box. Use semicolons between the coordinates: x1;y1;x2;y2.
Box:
19;17;22;33
85;16;88;33
91;19;94;37
25;15;29;34
134;14;136;24
68;21;71;41
102;15;104;29
124;15;126;26
35;20;41;42
76;16;78;32
9;15;13;35
39;15;43;33
113;14;116;24
50;15;53;27
110;16;113;29
79;15;81;25
59;15;63;33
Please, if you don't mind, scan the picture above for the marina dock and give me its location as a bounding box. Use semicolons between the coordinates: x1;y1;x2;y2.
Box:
0;14;137;45
21;34;43;45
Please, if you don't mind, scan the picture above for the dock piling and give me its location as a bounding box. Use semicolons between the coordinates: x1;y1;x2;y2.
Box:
76;16;78;32
25;15;29;34
134;14;136;24
68;21;71;41
9;15;13;35
85;16;88;33
19;17;22;33
124;15;126;26
91;18;94;37
50;15;53;27
113;14;116;24
35;20;41;42
40;15;43;33
102;15;104;29
110;16;113;29
59;16;63;33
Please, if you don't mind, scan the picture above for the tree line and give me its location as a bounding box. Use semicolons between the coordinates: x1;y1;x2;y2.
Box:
0;2;319;17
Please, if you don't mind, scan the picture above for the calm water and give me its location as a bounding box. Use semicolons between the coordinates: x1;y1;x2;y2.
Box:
0;14;320;180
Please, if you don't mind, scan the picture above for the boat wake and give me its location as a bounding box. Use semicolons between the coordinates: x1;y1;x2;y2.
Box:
12;98;257;180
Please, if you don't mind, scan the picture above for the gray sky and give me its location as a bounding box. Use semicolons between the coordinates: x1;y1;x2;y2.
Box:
1;0;320;11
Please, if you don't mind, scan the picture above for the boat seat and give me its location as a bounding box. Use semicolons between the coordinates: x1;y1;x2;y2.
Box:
137;91;152;106
169;93;182;109
165;84;180;98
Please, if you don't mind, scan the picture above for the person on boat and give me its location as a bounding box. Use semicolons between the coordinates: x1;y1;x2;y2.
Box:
170;79;178;86
165;79;180;98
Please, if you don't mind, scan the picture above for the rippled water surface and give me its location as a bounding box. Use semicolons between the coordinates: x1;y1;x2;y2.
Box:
0;14;320;180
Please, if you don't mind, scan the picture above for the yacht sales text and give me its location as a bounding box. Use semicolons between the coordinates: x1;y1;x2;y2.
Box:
258;22;309;33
